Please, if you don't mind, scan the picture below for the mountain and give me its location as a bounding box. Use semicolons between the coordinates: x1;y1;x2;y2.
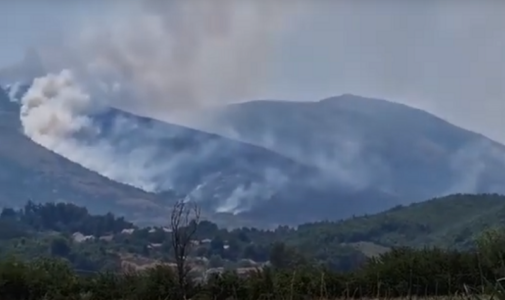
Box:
0;85;399;226
189;94;505;201
92;108;400;224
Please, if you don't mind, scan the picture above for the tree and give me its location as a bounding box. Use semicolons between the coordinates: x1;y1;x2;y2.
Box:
476;228;505;276
269;242;289;269
1;208;17;218
210;235;225;256
269;242;309;270
170;199;200;300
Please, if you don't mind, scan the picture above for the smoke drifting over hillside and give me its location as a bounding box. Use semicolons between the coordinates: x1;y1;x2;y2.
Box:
12;0;307;209
18;70;161;191
17;69;306;215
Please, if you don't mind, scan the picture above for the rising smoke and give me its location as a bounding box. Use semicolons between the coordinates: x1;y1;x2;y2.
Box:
13;1;307;209
19;69;161;191
17;67;297;213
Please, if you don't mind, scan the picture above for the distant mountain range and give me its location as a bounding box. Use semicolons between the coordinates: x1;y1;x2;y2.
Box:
2;54;505;227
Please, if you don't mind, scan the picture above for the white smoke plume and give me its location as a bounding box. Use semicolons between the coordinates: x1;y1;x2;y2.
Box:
17;69;184;192
20;70;95;146
18;70;161;191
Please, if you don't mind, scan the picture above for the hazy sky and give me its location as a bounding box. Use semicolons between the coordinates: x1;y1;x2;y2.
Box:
1;1;505;143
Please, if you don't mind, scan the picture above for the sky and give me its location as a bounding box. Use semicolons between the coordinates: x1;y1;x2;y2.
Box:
1;1;505;143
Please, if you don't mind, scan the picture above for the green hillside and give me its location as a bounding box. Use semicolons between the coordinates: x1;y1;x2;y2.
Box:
284;193;505;251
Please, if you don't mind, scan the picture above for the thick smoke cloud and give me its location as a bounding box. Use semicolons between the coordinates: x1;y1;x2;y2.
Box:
21;70;95;145
35;0;305;116
18;70;161;191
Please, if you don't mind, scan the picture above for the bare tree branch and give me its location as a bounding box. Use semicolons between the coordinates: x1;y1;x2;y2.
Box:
170;199;200;300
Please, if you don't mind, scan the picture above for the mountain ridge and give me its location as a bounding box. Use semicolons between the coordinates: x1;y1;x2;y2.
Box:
4;65;505;227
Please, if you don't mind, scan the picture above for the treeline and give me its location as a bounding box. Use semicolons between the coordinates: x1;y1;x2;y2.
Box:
0;202;136;272
1;241;505;300
0;201;134;237
0;199;500;275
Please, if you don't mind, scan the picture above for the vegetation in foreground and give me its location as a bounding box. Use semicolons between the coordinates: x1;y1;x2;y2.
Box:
2;196;505;299
1;237;505;300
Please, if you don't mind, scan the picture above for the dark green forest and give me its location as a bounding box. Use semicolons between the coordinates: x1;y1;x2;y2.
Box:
1;194;505;299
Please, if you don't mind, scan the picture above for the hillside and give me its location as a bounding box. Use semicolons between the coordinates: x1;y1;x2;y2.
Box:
1;83;399;226
283;193;505;251
67;106;401;225
192;95;505;202
0;88;171;224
